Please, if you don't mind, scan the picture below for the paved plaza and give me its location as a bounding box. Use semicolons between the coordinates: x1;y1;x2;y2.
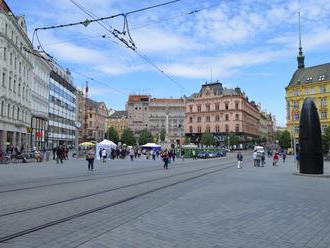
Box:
0;153;330;248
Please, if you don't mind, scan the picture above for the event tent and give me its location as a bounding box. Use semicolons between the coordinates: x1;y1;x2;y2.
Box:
141;143;162;150
96;139;117;159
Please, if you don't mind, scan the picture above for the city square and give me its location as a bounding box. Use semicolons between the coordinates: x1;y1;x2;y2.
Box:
1;0;330;247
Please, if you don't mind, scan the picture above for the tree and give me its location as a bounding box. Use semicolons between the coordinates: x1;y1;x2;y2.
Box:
121;128;136;146
201;132;216;147
184;136;191;145
322;126;330;154
275;130;291;148
106;127;119;144
229;133;239;145
138;129;153;145
160;128;166;142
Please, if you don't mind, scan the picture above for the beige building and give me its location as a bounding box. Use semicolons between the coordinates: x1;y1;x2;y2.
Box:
149;98;185;143
185;82;260;145
126;95;150;135
77;91;108;143
107;110;128;136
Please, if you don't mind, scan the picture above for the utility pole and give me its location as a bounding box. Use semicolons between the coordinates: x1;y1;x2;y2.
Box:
83;81;89;142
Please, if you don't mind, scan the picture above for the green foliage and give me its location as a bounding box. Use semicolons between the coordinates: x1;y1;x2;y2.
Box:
160;128;166;142
106;127;119;144
275;130;291;148
184;136;191;145
120;128;136;146
229;133;239;145
322;126;330;154
138;129;153;145
201;132;216;147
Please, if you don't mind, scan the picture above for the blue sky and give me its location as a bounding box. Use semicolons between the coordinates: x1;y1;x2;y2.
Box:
8;0;330;126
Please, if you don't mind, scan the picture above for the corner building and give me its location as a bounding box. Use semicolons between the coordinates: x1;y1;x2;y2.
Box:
0;2;33;151
48;64;76;148
185;82;260;145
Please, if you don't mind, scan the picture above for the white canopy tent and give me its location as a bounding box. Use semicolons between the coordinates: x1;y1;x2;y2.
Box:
141;143;162;150
96;139;117;160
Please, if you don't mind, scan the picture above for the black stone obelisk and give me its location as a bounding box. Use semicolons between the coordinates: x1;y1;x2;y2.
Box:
299;97;323;174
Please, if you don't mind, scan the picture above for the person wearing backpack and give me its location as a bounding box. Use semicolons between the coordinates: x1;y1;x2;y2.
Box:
86;148;95;171
237;151;243;169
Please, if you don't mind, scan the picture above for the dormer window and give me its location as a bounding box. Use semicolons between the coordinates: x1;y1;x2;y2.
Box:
319;75;325;81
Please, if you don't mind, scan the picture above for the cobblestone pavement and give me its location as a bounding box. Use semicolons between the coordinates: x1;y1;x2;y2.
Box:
1;153;330;248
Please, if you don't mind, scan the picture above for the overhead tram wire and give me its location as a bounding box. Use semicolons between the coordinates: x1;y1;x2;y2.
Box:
39;3;220;48
69;0;189;95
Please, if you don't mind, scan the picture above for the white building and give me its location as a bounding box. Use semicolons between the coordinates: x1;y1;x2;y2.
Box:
48;63;77;148
0;2;33;151
31;53;50;150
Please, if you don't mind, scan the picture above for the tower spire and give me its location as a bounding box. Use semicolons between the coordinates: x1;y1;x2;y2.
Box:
297;10;305;69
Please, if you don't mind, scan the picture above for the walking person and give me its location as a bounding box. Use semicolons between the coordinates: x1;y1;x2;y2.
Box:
161;149;169;170
181;149;185;161
129;148;134;161
253;150;257;167
273;151;279;167
99;148;103;161
237;151;243;169
86;148;95;171
152;150;156;160
261;152;265;167
102;148;107;163
282;149;287;163
56;146;64;164
192;150;196;160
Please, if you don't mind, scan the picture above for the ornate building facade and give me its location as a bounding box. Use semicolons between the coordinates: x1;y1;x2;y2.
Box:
107;110;128;137
0;2;33;151
185;82;260;145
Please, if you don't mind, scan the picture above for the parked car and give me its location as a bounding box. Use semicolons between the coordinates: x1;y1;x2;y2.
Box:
197;151;209;159
208;152;217;158
216;151;225;157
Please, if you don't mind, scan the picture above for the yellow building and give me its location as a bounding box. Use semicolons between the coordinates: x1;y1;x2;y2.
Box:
107;111;128;137
286;63;330;138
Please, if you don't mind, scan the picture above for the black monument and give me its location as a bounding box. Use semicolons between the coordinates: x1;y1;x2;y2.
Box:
299;97;323;174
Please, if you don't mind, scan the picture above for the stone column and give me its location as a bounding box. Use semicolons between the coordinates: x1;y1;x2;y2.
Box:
17;132;22;147
12;132;17;146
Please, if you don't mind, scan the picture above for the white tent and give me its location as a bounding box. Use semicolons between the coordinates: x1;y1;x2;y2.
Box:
96;139;117;160
141;143;161;149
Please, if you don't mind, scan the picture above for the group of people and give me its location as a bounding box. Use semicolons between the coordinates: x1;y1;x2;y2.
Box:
237;148;288;169
52;146;69;164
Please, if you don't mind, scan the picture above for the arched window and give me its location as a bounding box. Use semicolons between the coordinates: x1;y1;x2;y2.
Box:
17;107;20;120
12;106;15;119
0;101;4;116
7;104;10;117
18;83;21;95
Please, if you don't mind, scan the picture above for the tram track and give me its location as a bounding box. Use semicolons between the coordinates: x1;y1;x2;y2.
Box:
0;158;250;243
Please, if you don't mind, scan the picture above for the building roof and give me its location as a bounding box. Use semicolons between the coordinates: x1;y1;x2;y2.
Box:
87;98;107;110
128;95;150;103
150;98;184;104
109;110;127;119
199;82;224;95
289;63;330;86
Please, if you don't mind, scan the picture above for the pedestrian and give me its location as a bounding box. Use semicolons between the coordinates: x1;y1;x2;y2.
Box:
56;146;64;164
181;149;185;161
34;148;42;162
99;148;103;160
52;147;56;160
192;150;196;160
253;150;257;167
273;152;279;166
237;151;243;169
129;148;134;161
261;152;265;167
102;148;107;163
282;150;287;163
161;149;169;170
152;150;156;160
86;148;95;171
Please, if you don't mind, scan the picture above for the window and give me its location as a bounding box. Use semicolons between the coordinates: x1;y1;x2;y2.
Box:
215;103;219;111
197;105;201;112
225;114;229;121
2;72;5;87
13;80;16;92
305;88;309;95
225;103;229;110
7;104;10;117
189;126;193;133
197;116;201;123
235;114;239;121
319;75;325;81
9;53;12;65
197;126;201;133
206;116;210;122
215;125;220;133
235;102;239;109
321;124;327;133
0;101;3;116
321;111;327;119
90;114;92;118
320;86;326;93
18;83;21;95
189;117;193;123
3;47;6;61
89;121;93;127
206;126;210;132
294;113;299;121
206;104;210;111
189;106;193;112
12;106;15;119
215;115;220;121
321;98;327;107
235;124;240;132
225;124;229;133
17;107;20;120
294;90;299;96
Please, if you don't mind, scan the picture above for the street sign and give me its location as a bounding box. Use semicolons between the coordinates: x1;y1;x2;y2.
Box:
27;127;33;133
